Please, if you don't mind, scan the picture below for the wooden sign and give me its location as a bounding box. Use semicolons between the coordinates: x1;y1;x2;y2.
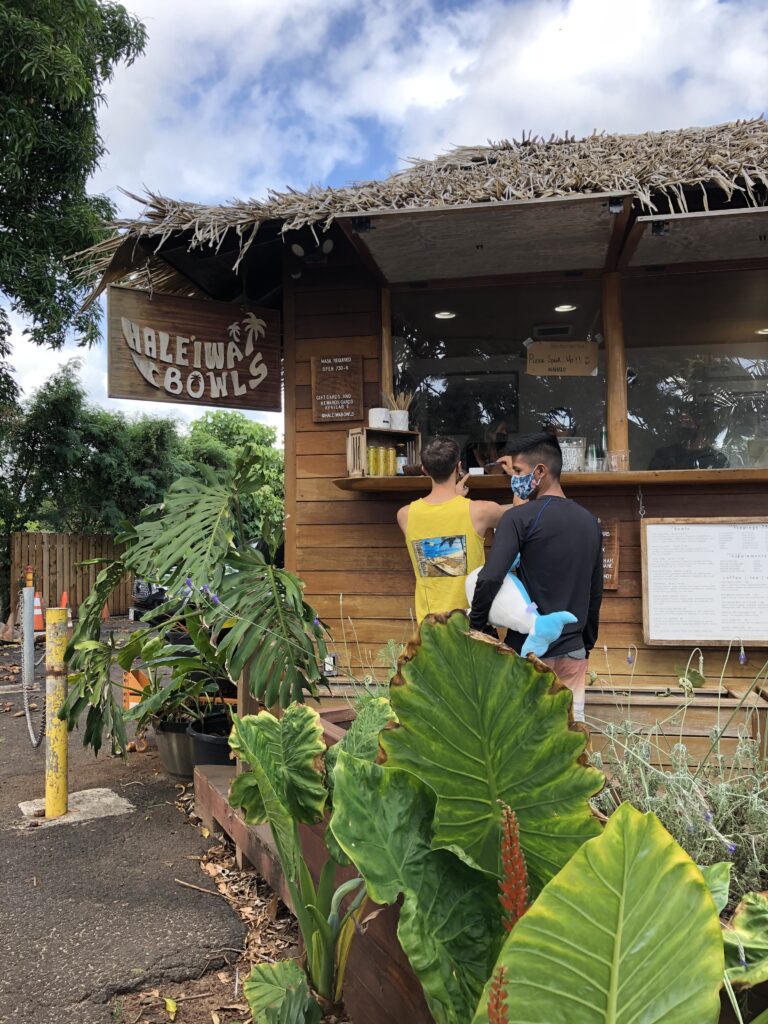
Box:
311;355;364;422
107;286;281;411
526;341;598;377
641;518;768;645
599;518;620;590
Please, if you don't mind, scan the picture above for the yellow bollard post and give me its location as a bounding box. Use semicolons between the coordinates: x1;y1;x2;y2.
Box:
45;607;69;818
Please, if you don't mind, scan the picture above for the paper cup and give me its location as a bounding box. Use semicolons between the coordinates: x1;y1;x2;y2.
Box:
368;408;391;429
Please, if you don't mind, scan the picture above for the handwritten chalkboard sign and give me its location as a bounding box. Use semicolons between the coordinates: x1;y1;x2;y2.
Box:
311;355;364;422
599;518;620;590
641;518;768;645
526;341;598;377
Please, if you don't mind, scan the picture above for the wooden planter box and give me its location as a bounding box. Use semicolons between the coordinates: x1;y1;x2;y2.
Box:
194;705;433;1024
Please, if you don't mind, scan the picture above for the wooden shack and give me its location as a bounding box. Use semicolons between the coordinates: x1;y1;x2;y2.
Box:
82;119;768;748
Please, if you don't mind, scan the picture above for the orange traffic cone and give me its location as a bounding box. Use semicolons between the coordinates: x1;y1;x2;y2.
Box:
60;591;73;630
33;592;44;631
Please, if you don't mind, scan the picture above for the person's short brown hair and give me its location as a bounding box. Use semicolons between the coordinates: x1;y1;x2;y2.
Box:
421;437;460;483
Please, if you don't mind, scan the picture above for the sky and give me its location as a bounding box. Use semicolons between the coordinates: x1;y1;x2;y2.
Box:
9;0;768;437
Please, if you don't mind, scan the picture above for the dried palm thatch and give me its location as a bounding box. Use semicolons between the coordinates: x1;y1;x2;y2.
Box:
79;118;768;302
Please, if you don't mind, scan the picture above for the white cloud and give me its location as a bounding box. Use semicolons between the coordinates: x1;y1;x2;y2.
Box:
8;0;768;417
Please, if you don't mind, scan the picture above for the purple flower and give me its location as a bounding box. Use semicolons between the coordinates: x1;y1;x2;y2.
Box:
739;649;748;666
313;616;320;626
726;841;737;855
184;577;193;588
626;654;634;665
210;593;220;606
201;583;210;594
704;811;713;824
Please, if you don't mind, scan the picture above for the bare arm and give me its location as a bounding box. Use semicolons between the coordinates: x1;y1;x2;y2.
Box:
396;505;409;535
470;500;507;534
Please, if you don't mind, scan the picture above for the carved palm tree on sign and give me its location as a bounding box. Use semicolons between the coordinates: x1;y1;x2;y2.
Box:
243;312;266;356
227;320;241;343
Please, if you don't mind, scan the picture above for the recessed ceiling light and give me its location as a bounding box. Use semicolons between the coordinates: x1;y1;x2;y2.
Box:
554;304;577;312
755;328;768;335
434;310;456;319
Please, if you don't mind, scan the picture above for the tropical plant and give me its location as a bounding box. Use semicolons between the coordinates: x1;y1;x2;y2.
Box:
228;699;394;1020
380;611;604;889
61;448;326;753
472;803;725;1024
724;891;768;988
326;612;605;1024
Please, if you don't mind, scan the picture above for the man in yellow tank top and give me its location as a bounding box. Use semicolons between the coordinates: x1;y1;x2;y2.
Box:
397;437;509;622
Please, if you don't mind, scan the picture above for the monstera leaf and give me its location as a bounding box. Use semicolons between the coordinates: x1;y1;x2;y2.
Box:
381;612;604;891
244;959;321;1024
330;751;501;1024
724;891;768;987
229;707;327;880
472;803;724;1024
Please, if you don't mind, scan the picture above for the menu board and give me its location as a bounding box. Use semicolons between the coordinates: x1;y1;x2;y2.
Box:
311;355;364;422
599;518;620;590
641;518;768;645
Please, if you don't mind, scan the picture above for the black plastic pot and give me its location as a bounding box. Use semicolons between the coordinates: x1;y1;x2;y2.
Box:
187;713;232;766
155;719;194;779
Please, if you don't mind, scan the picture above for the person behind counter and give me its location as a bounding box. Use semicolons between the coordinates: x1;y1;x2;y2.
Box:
468;432;603;721
397;437;509;622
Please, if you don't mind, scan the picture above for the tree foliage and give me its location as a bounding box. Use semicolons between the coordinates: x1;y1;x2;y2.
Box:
0;0;146;354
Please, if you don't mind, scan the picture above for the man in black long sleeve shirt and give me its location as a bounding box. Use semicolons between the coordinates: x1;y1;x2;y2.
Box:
469;432;603;721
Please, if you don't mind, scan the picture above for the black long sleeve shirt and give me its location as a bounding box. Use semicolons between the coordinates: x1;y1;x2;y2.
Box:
469;496;603;658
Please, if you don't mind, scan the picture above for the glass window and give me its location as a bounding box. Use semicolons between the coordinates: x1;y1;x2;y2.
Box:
393;282;606;470
624;269;768;470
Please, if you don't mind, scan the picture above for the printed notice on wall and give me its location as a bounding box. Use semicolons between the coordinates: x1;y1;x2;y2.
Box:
311;355;364;422
525;341;599;377
642;519;768;644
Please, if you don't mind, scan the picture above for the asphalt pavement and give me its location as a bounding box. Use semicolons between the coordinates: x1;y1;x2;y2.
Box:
0;671;245;1024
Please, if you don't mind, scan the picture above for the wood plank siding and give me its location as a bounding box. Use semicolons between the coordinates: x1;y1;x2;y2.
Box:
284;239;768;704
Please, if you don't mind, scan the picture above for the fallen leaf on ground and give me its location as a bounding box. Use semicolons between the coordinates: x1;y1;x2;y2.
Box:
200;826;210;838
266;892;279;923
216;971;229;984
164;996;178;1021
211;1013;221;1024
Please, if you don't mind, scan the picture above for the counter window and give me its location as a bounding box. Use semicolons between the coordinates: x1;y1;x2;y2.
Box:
392;282;606;470
624;269;768;470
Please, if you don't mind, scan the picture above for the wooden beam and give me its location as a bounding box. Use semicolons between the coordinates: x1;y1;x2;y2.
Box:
601;271;629;459
389;267;602;292
337;219;387;285
380;286;393;396
622;255;768;278
282;254;298;574
616;219;646;269
604;197;634;272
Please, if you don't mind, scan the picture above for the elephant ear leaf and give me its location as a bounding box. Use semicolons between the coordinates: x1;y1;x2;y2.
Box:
228;709;326;881
244;959;321;1024
330;751;501;1024
699;861;732;915
472;803;724;1024
724;891;768;987
382;612;604;892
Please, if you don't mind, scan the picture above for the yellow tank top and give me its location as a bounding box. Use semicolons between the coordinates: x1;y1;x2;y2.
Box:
405;496;487;622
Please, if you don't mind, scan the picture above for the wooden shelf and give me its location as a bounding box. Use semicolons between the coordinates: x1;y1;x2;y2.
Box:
333;468;768;492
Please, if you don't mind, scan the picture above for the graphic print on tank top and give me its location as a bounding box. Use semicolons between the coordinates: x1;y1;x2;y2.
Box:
411;534;468;578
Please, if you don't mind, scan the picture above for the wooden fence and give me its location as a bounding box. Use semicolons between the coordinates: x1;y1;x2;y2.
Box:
9;532;133;616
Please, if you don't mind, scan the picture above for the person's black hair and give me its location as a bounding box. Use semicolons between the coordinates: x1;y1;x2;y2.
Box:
421;436;460;483
504;432;563;479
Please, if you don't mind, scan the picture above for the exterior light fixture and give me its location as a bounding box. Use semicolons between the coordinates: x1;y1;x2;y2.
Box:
755;328;768;335
434;310;456;319
554;304;577;312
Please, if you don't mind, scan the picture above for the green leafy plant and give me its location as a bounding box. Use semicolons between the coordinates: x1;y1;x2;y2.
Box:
244;959;321;1024
325;614;605;1023
472;803;725;1024
228;702;392;1019
62;448;327;753
724;891;768;988
381;611;604;890
330;752;502;1024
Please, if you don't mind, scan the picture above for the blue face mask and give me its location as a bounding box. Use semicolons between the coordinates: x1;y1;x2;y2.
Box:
510;470;539;500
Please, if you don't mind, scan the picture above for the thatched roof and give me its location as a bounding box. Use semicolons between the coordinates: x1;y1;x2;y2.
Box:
80;118;768;302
